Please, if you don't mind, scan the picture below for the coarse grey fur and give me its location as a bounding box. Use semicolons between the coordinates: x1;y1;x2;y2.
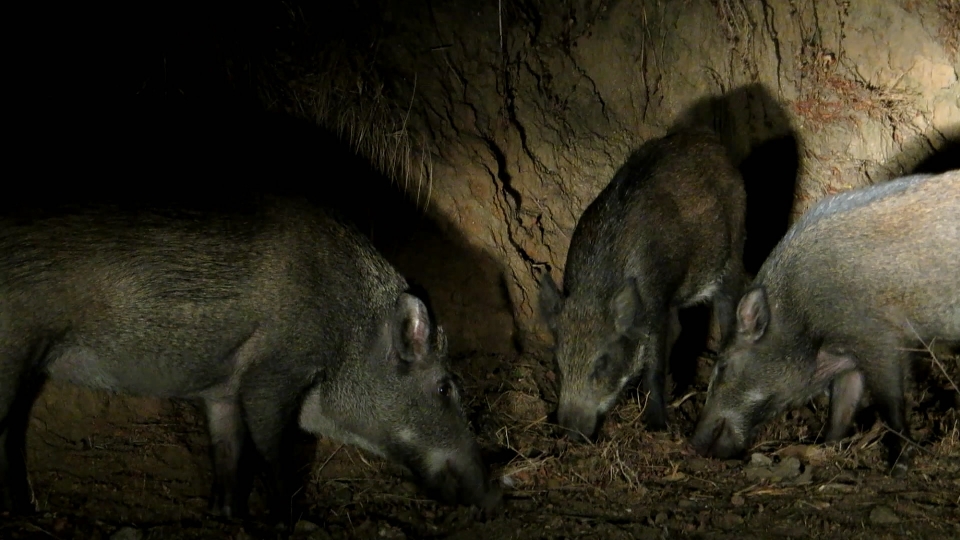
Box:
691;169;960;476
540;128;747;441
0;196;501;521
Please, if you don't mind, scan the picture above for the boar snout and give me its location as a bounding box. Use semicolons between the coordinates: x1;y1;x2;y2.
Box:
556;399;601;443
691;416;744;460
419;446;503;514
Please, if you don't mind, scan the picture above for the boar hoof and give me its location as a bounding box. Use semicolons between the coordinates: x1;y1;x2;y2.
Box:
643;411;668;432
646;420;668;432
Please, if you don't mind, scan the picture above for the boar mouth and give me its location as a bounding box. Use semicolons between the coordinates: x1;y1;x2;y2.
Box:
390;443;502;511
692;417;747;460
418;462;502;512
555;393;612;443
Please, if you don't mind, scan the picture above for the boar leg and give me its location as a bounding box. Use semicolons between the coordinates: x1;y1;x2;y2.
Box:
824;369;864;442
240;371;302;528
0;366;46;515
639;317;671;431
863;348;915;477
203;398;249;519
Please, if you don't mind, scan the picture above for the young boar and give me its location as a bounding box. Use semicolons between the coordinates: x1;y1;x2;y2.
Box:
540;129;747;440
691;170;960;476
0;196;501;521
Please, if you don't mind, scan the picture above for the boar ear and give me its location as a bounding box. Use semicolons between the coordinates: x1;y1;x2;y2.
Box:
393;293;432;364
736;287;770;342
538;272;563;332
612;279;642;338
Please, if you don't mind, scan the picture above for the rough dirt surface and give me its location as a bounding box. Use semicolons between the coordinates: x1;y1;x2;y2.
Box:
3;347;958;539
5;1;960;539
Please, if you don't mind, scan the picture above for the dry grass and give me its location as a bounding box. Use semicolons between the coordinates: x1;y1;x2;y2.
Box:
263;5;436;209
788;36;927;212
789;10;924;137
447;345;960;502
288;54;436;208
792;59;920;136
12;348;959;537
936;0;960;56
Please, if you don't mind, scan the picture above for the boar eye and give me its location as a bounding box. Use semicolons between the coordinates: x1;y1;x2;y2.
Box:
437;379;452;399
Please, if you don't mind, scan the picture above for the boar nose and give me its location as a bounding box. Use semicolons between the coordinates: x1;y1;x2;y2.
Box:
427;446;503;512
556;402;600;443
461;460;502;512
691;417;741;459
476;478;503;515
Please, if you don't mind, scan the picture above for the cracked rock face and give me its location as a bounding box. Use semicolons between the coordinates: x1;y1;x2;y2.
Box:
290;0;959;354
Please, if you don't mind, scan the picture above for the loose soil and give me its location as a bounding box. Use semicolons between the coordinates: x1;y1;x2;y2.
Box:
3;345;958;539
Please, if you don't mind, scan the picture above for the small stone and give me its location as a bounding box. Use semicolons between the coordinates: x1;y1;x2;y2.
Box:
730;493;745;507
791;464;814;485
378;524;407;539
715;512;744;530
777;444;810;459
769;456;802;479
869;505;900;525
662;470;686;482
110;527;143;540
748;453;773;467
295;520;320;533
686;457;714;472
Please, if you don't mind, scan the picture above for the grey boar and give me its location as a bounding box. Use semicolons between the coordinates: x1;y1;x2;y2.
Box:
0;196;501;521
691;170;960;476
540;128;747;440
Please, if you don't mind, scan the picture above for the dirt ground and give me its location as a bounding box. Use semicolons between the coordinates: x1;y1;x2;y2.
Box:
6;1;958;538
2;341;958;540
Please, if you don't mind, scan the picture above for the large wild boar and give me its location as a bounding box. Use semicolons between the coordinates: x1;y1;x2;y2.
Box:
691;170;960;476
0;196;501;522
539;128;747;440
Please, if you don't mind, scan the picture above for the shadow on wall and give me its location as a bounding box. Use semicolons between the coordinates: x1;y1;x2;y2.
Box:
11;0;519;358
9;100;518;358
666;83;800;398
672;82;801;276
231;109;522;359
910;134;960;175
